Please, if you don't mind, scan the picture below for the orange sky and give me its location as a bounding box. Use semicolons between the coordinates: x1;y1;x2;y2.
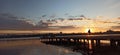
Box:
0;16;119;34
0;0;120;34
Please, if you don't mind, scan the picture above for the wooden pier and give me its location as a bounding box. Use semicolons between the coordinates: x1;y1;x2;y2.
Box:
40;34;120;55
40;34;120;47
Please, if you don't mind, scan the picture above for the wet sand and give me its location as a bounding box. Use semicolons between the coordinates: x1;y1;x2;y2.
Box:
0;39;82;55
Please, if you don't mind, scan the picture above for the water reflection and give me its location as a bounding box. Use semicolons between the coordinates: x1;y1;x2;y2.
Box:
86;40;111;50
58;48;82;55
0;39;82;55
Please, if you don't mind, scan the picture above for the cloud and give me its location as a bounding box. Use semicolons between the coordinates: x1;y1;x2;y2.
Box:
0;13;18;19
68;18;84;20
42;15;47;17
36;20;52;28
58;18;64;22
117;17;120;19
0;13;75;30
99;21;117;24
95;17;120;25
35;16;120;31
67;15;91;21
111;26;120;29
0;13;34;30
68;18;91;21
49;14;56;18
0;13;119;32
51;26;75;29
79;15;86;18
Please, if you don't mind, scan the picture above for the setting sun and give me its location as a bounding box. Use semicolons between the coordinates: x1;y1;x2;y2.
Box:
85;28;89;33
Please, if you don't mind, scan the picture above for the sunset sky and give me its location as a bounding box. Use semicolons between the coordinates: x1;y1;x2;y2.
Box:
0;0;120;33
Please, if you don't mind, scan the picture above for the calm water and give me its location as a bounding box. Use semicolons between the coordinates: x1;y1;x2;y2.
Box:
0;34;120;55
0;39;82;55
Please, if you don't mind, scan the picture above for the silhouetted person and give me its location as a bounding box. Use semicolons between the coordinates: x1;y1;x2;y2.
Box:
88;29;91;35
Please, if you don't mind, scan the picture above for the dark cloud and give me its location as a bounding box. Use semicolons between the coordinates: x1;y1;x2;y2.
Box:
37;20;52;28
67;15;91;20
35;19;76;30
79;15;86;18
102;21;115;23
58;26;75;29
68;18;83;20
0;13;91;31
118;17;120;19
0;13;34;30
51;19;58;23
68;18;91;20
111;26;120;29
48;26;75;29
68;15;86;18
0;13;18;19
49;14;56;18
42;15;47;17
46;19;58;23
0;13;75;30
58;18;64;22
99;21;120;24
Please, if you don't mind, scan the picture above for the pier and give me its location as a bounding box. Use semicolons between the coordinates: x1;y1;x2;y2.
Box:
40;34;120;55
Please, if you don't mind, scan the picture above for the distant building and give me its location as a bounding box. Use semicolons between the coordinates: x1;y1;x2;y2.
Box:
106;29;113;32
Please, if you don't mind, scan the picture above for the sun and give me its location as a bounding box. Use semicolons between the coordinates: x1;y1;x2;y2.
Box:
85;28;90;33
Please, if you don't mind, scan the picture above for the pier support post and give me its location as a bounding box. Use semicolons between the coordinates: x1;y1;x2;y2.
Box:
67;39;71;45
76;39;79;46
59;38;62;45
117;40;120;46
110;39;116;47
96;40;100;47
73;39;77;45
91;40;95;48
83;39;86;47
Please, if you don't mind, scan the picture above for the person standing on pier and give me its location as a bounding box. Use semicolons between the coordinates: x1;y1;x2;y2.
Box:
88;29;91;35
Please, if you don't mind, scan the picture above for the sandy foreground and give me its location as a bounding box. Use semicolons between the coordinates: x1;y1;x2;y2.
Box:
0;39;82;55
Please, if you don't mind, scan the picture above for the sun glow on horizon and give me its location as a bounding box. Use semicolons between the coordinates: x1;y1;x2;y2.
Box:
84;28;95;33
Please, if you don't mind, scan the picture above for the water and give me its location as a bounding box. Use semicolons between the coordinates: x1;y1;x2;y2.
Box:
0;39;82;55
0;34;120;55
